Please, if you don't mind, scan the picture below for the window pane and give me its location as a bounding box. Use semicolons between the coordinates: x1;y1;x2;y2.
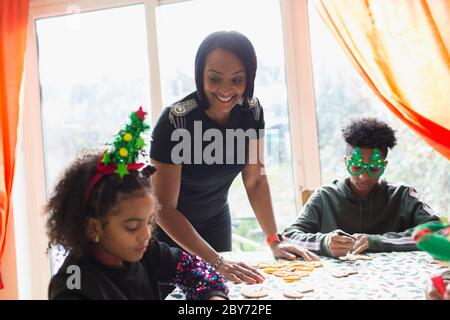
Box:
36;4;151;273
308;3;449;217
156;0;297;251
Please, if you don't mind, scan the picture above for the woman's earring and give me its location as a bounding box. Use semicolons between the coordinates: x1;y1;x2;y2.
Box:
94;234;100;243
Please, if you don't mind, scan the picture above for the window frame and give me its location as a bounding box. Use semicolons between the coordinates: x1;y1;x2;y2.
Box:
19;0;320;298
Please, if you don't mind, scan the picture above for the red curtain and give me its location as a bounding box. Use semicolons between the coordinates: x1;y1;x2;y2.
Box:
0;0;29;289
313;0;450;160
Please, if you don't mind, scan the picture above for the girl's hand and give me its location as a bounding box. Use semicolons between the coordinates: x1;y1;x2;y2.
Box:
216;260;265;284
270;242;320;261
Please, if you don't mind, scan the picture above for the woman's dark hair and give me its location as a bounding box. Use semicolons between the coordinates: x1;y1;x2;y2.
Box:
45;150;156;257
194;30;257;109
342;118;397;157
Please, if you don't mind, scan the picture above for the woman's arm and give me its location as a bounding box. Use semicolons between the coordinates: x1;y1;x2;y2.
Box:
241;162;277;236
151;159;265;283
242;138;319;261
151;159;219;264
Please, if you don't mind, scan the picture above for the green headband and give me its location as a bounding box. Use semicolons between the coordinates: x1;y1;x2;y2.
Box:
346;147;385;177
101;106;149;176
84;107;150;207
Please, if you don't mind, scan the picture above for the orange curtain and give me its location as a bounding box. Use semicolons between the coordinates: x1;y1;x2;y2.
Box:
313;0;450;160
0;0;29;289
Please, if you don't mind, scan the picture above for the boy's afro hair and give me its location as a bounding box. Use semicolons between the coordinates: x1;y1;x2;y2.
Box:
342;118;397;153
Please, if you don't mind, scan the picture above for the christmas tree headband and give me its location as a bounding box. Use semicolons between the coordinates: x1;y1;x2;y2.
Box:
83;107;153;207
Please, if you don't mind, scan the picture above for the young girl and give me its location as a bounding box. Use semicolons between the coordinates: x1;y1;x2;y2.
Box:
45;108;228;300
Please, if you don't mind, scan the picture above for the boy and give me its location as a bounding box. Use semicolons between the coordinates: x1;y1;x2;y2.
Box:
283;118;440;257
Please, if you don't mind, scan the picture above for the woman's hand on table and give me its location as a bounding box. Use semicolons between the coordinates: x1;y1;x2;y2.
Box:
270;242;320;261
216;259;265;284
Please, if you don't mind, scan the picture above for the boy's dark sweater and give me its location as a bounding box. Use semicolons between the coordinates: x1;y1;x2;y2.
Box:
283;178;440;256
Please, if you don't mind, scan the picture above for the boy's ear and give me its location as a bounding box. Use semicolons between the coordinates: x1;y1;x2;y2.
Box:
85;217;102;241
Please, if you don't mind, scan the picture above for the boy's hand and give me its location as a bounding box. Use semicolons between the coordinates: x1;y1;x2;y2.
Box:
352;233;369;254
270;242;320;261
327;230;355;257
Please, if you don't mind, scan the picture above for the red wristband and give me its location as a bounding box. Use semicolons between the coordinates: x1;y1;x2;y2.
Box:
266;233;284;245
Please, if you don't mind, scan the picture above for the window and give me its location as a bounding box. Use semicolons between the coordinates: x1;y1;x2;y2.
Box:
156;0;297;251
308;2;450;216
36;4;151;272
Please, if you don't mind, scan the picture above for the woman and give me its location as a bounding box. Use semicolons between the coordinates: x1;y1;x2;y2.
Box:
150;31;319;286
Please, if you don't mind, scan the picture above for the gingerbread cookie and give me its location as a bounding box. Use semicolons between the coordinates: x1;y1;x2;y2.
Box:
296;285;315;294
272;261;290;268
283;289;304;299
292;271;310;277
346;269;359;275
339;252;373;261
283;275;302;283
273;270;293;277
262;267;278;274
330;270;350;278
287;261;308;267
309;261;323;268
240;285;269;298
294;266;314;272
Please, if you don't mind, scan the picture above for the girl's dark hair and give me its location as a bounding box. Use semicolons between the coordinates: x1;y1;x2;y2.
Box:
45;150;156;257
194;30;257;109
342;118;397;157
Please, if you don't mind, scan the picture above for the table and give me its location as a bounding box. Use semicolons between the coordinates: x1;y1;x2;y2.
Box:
167;251;448;300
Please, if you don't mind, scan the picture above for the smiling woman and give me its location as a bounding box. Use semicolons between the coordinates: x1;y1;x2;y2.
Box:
150;31;319;299
156;0;300;251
